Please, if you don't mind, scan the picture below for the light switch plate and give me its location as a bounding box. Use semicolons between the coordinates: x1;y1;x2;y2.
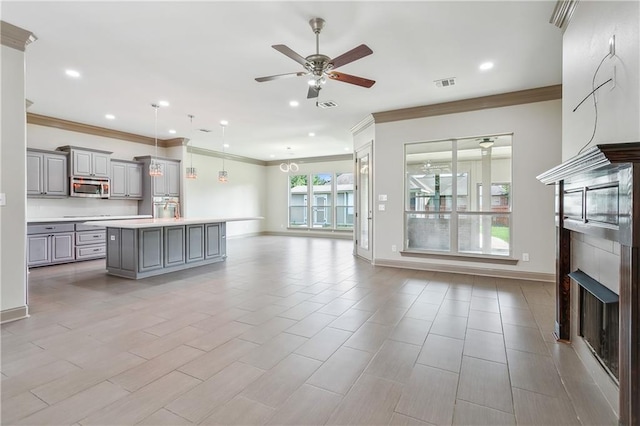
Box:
378;194;388;201
0;193;6;206
378;204;386;211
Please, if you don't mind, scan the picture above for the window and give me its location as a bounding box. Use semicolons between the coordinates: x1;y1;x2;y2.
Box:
289;172;354;230
405;135;512;257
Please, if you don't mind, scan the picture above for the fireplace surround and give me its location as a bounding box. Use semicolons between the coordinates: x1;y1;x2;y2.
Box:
538;142;640;425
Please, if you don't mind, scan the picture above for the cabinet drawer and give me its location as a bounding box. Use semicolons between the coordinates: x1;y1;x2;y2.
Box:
75;224;106;232
76;245;106;259
76;231;106;245
28;223;75;235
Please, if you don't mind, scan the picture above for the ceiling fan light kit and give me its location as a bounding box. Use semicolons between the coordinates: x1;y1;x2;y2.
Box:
478;137;495;149
255;17;375;99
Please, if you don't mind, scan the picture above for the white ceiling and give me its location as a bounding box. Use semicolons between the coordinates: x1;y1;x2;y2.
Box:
3;1;562;161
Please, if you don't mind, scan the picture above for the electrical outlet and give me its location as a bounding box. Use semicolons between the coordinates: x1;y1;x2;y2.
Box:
522;253;530;262
0;193;5;206
391;245;397;252
609;35;616;57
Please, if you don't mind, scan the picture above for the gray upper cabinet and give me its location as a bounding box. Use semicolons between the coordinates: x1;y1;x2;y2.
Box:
58;146;112;178
110;160;143;199
151;159;180;197
27;149;68;197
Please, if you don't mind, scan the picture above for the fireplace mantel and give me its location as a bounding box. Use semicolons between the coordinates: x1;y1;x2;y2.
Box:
537;141;640;426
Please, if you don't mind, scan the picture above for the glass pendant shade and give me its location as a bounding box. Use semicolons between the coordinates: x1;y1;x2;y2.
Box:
279;161;299;173
149;103;163;177
218;170;228;183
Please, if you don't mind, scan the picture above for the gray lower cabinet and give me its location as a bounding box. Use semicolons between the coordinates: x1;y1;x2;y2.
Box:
139;228;163;272
27;230;75;267
186;225;205;263
75;225;106;260
164;226;185;267
105;221;226;279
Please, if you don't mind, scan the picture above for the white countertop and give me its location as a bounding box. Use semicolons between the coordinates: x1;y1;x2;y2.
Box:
28;215;153;223
84;216;263;228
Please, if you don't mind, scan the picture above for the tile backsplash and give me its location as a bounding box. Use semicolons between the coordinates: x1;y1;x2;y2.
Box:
27;198;139;219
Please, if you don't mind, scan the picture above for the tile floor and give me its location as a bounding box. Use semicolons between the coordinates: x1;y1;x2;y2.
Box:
1;236;619;425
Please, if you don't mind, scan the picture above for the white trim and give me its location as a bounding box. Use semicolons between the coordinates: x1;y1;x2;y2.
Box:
374;258;554;282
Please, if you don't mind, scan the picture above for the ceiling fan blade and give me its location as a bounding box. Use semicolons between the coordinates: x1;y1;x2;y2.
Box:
329;44;373;70
328;72;376;88
255;72;307;82
307;85;320;99
272;44;309;67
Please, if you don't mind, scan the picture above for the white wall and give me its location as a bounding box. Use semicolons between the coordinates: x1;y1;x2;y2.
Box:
265;159;354;237
1;44;28;313
562;0;640;160
373;100;562;276
183;150;266;238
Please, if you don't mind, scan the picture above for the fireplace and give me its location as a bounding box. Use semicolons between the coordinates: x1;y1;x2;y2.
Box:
538;142;640;426
571;270;619;380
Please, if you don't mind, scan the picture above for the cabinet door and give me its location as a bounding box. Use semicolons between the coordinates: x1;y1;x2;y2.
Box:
164;226;185;267
27;152;44;196
186;225;204;262
205;223;221;259
152;161;167;197
73;150;93;177
139;228;163;272
44;154;68;196
126;163;143;198
166;161;180;197
110;162;127;198
92;153;111;177
51;232;74;262
27;235;50;266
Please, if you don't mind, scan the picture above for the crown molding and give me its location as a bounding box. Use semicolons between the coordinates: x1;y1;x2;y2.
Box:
549;0;579;31
372;84;562;124
27;113;180;147
1;21;37;51
350;114;374;136
187;146;267;166
265;153;353;167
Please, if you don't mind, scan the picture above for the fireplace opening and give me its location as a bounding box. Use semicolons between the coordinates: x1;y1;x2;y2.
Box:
570;270;619;381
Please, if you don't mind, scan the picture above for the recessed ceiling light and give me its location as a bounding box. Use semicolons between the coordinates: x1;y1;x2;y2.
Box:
168;129;176;134
220;120;229;126
479;62;494;71
158;100;170;107
105;114;115;120
289;100;299;107
270;154;275;158
344;147;350;151
223;143;230;148
65;69;80;78
308;132;315;137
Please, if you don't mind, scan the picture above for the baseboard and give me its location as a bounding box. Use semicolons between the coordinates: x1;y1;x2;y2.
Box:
226;232;263;240
1;305;29;324
373;258;555;282
262;231;353;240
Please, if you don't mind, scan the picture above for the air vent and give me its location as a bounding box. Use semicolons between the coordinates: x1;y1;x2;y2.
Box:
434;77;456;88
199;128;212;133
317;100;338;109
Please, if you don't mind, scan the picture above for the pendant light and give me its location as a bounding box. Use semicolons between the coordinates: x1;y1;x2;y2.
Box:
149;103;163;177
279;147;299;173
185;114;197;179
218;121;228;183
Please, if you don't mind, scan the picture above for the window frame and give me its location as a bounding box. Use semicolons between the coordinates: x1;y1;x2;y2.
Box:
403;134;514;260
288;172;354;232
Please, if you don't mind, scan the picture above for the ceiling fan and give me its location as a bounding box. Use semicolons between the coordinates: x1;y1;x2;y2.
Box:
255;17;375;99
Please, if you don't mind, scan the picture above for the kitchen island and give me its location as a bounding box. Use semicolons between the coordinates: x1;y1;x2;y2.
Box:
88;217;260;279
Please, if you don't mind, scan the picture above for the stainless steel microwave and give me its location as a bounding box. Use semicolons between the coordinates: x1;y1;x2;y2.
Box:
70;177;110;198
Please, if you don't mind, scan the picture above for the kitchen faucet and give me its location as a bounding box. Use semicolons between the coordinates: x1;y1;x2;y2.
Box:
164;200;180;219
